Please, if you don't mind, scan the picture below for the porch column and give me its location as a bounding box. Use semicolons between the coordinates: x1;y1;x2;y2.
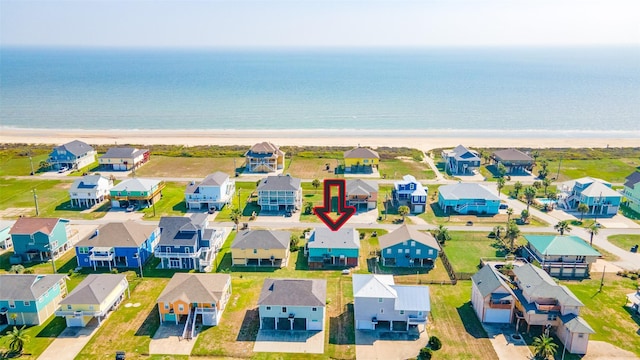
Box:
274;317;277;330
159;310;163;324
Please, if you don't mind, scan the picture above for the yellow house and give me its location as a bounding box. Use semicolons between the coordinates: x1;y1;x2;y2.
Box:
344;147;380;173
231;230;291;267
56;274;129;327
157;273;231;328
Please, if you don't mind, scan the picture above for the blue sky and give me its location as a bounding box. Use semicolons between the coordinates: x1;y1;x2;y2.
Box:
1;0;638;47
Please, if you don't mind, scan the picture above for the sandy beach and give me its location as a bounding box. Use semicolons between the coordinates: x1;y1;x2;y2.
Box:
1;127;638;150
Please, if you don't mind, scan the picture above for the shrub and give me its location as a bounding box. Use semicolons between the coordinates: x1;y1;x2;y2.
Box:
418;347;432;360
110;268;119;274
428;335;442;351
630;274;639;280
23;268;34;274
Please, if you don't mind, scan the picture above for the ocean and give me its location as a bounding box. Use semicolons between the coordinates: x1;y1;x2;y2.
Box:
1;46;639;137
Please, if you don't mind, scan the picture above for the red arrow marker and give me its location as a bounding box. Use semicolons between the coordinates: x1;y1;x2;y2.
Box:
314;179;356;231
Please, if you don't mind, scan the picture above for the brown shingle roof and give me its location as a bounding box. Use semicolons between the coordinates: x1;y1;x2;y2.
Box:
246;142;284;156
378;224;441;250
9;218;61;235
157;273;231;304
76;221;156;248
344;147;380;159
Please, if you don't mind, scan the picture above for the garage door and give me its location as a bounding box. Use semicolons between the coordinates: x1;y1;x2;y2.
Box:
356;320;375;330
392;321;407;331
414;205;424;213
277;317;291;330
484;308;511;323
308;319;322;331
293;318;306;330
261;317;275;330
66;316;85;327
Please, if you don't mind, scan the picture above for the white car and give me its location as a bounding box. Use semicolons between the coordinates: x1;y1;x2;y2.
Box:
58;166;68;173
126;205;135;212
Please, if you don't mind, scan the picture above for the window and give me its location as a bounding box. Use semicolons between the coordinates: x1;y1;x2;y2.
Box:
178;304;184;312
547;314;557;321
164;303;169;310
327;248;332;253
8;301;15;309
380;308;384;314
253;249;257;254
266;306;271;310
312;307;317;312
416;249;422;255
578;333;584;338
428;249;434;255
378;298;383;303
386;249;391;254
398;249;402;254
399;310;404;315
89;305;94;310
402;241;407;246
418;311;423;316
23;301;30;306
405;249;410;253
79;247;89;254
282;307;287;313
411;241;415;247
67;305;72;310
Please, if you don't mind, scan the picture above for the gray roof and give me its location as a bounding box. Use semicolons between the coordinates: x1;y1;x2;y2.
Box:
101;147;148;159
110;178;160;192
60;274;127;305
346;179;378;196
581;181;621;198
449;145;480;161
54;140;94;156
186;172;230;194
157;214;208;247
378;224;441;251
76;221;156;248
157;273;230;304
344;147;379;159
70;175;110;191
0;274;67;301
472;265;511;298
0;220;15;231
624;171;640;189
232;229;290;249
513;264;583;307
307;227;360;249
438;183;500;201
245;142;284;158
257;175;301;192
258;278;326;307
561;313;595;334
492;148;533;162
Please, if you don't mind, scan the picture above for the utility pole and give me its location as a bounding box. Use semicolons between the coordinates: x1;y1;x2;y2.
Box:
599;265;606;292
555;156;562;180
237;189;241;209
29;156;35;175
33;189;39;216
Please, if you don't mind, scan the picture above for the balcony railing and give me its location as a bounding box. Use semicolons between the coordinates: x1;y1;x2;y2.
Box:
89;253;114;261
489;302;513;309
155;249;202;258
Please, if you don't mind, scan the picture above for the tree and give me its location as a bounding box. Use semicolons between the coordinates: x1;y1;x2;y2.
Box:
532;334;558;360
289;234;300;252
532;150;540;164
513;181;523;198
230;208;242;231
311;178;321;192
577;203;589;221
493;225;504;239
496;177;506;196
398;205;410;222
479;149;488;165
538;159;549;180
506;207;514;225
520;209;530;224
505;221;521;252
542;177;552;197
587;223;599;246
304;201;314;215
10;313;17;325
497;163;507;178
38;160;50;171
428;335;442;351
523;186;537;212
554;220;572;235
7;325;30;355
10;264;25;274
533;181;542;190
434;225;451;245
418;347;433;360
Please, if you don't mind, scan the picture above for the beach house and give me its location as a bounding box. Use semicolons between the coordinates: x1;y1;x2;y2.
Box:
393;175;428;214
185;171;235;211
10;217;71;262
231;229;291;267
441;145;481;175
48;140;96;171
155;214;225;272
68;174;113;208
257;175;302;212
258;278;326;331
344;146;379;173
0;274;68;326
353;274;430;332
522;235;601;278
559;177;621;216
491;149;534;174
245;142;286;173
109;178;164;209
471;265;515;323
379;224;440;267
437;183;500;215
305;227;360;269
623;171;640;213
74;221;159;271
0;220;14;250
346;179;378;210
56;274;129;327
99;147;150;171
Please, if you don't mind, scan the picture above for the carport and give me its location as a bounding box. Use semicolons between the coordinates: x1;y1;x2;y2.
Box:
277;317;291;330
375;320;391;331
293;318;306;330
392;321;408;332
261;317;276;330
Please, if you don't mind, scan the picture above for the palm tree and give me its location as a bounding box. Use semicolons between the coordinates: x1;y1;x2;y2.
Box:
532;334;558;360
554;220;572;235
513;181;523;198
505;221;521;253
523;186;537;212
506;207;514;224
497;163;507;178
311;179;321;192
587;223;599;246
542;177;552;197
493;225;504;239
496;177;506;196
434;225;451;245
520;209;530;224
7;325;30;355
398;205;410;222
577;203;589;221
230;208;242;231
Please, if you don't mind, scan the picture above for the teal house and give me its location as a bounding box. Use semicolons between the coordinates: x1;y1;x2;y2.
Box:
623;172;640;213
10;218;71;263
109;178;164;209
523;235;601;278
305;227;360;269
379;224;441;267
0;274;68;325
559;177;621;216
438;183;500;215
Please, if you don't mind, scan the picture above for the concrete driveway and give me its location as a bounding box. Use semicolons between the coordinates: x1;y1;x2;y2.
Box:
38;323;99;360
481;323;532;360
355;330;428;360
253;330;325;354
149;324;197;355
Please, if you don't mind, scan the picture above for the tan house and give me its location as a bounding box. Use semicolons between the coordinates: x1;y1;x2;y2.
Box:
99;147;150;171
231;230;290;267
245;142;285;173
346;179;378;210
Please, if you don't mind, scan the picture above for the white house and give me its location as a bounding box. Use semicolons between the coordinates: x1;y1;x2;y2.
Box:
353;274;430;332
185;172;235;210
69;175;113;208
393;175;428;214
471;265;515;323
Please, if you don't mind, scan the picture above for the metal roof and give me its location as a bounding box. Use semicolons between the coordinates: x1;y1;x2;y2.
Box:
580;181;621;198
307;227;360;249
111;178;160;192
346;179;378;196
70;175;110;191
438;183;500;201
101;147;148;159
352;274;397;298
491;148;533;162
525;235;601;257
393;285;431;312
258;278;326;307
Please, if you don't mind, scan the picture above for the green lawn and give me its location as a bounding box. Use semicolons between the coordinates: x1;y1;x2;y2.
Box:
0;153;49;176
134;156;245;178
563;274;640;357
214;181;259;222
141;181;188;220
442;231;510;273
607;234;640;252
285;157;343;179
0;314;67;359
378;158;435;180
545;158;640;183
620;204;640;224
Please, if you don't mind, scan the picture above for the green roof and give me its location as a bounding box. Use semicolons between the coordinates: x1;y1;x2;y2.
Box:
525;235;601;257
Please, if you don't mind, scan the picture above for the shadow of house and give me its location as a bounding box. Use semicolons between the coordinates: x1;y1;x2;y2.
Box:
456;302;490;339
329;303;355;345
236;308;260;342
135;304;161;338
35;317;66;338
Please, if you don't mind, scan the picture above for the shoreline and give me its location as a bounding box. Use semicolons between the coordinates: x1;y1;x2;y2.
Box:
1;127;638;151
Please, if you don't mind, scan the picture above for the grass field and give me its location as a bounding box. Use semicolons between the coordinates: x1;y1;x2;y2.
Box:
214;181;259;222
545;158;640;183
442;231;510;273
285;158;343;179
563;274;640;357
378;158;435;180
141;181;189;220
0;153;49;176
0;314;68;359
134;156;245;178
620;205;640;224
607;234;640;253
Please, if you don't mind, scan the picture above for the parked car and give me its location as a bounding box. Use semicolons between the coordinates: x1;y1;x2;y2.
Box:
499;203;509;209
58;166;68;173
126;205;135;212
115;351;126;360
